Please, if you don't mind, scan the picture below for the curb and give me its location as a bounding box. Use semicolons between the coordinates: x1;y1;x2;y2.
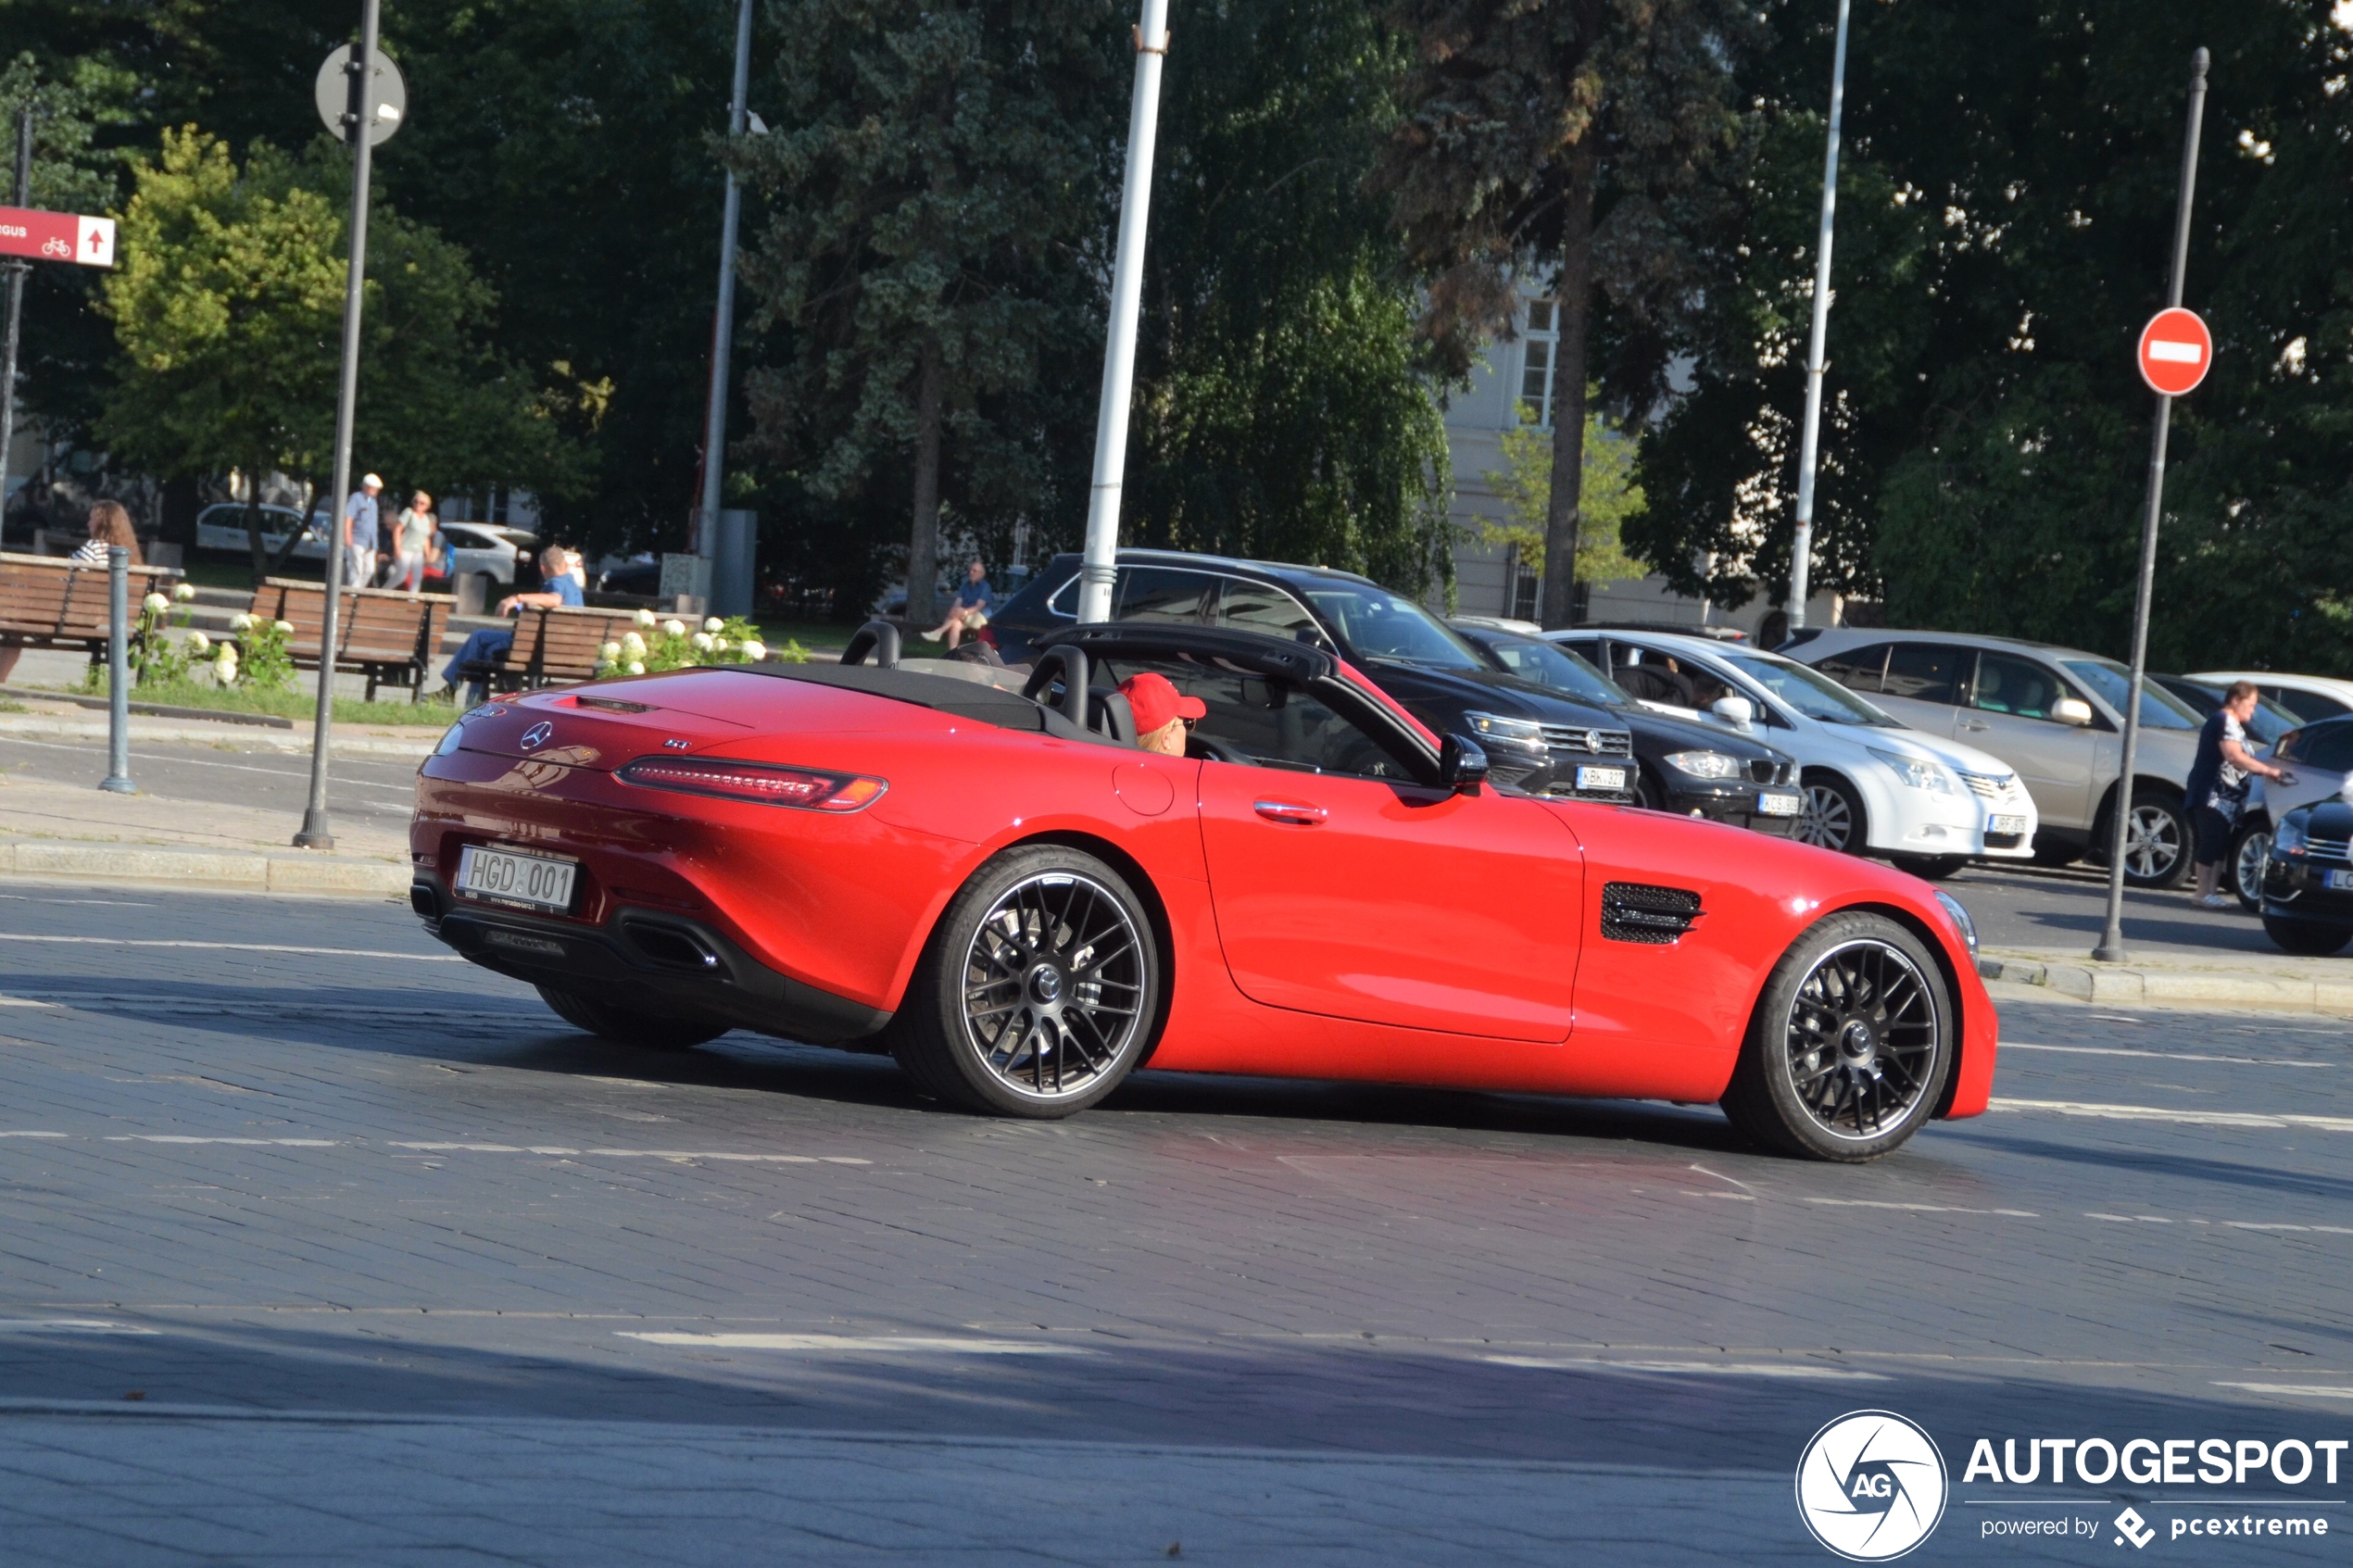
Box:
1978;952;2353;1015
0;840;409;897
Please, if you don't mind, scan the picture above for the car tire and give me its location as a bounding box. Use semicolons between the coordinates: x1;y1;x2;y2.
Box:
1719;911;1957;1163
2229;818;2271;913
1632;765;1667;812
1795;771;1868;855
535;985;725;1050
2260;916;2353;958
1890;855;1968;881
2111;786;2192;890
890;845;1162;1119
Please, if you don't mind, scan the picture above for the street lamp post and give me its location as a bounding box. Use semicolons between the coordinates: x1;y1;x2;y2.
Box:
1785;0;1852;635
693;0;756;603
0;108;33;523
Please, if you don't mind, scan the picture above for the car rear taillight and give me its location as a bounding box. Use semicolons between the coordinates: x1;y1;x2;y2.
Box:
617;758;887;812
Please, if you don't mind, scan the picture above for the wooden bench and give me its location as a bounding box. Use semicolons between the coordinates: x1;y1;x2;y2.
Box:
493;604;641;690
247;579;452;702
0;551;184;665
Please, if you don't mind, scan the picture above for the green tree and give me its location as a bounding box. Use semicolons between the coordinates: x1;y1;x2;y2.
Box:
1484;397;1644;585
736;0;1118;623
1373;0;1759;627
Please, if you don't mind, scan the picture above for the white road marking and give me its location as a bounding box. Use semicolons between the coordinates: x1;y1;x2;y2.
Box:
2215;1383;2353;1399
0;934;462;961
0;1319;157;1336
1806;1198;2038;1217
1991;1097;2353;1133
0;1131;68;1138
0;997;57;1007
619;1333;1083;1355
392;1143;869;1163
107;1135;337;1147
1487;1356;1886;1381
2002;1041;2330;1069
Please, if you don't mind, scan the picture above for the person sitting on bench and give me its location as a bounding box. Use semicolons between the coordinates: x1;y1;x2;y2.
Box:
440;545;582;705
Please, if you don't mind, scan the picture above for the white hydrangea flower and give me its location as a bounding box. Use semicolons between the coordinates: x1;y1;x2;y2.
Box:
625;659;646;675
170;582;196;602
142;592;170;614
216;640;238;661
272;619;294;634
598;641;622;660
662;619;686;638
229;612;254;632
690;632;713;652
711;638;729;653
703;617;724;633
740;640;766;662
620;631;647;656
212;655;238;684
187;632;211;655
635;608;657;628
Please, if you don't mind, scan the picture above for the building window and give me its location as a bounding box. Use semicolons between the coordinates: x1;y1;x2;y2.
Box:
1519;299;1559;427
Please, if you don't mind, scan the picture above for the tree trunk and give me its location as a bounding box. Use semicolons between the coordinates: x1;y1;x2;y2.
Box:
244;473;270;585
905;343;943;628
1537;139;1600;631
266;477;319;573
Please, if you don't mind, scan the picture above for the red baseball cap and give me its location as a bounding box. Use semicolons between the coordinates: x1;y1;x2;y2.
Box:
1119;671;1205;735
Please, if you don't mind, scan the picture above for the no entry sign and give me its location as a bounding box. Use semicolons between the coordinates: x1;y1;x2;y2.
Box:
2138;307;2211;396
0;206;115;269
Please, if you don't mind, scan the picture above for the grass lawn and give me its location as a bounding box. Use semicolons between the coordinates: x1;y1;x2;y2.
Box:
82;673;453;728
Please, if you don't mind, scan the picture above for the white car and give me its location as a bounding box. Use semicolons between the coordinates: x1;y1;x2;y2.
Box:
438;521;538;601
2184;671;2353;725
195;501;329;562
1549;629;2038;878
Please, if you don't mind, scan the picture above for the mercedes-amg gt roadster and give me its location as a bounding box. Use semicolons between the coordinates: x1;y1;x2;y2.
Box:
409;622;1997;1160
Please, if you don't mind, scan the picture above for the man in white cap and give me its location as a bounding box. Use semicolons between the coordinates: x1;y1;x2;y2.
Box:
343;472;384;586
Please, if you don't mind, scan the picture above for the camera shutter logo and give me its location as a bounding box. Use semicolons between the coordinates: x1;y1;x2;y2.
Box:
1795;1410;1948;1561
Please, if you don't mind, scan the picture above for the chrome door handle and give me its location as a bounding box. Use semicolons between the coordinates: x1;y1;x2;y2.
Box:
1253;800;1327;826
1961;720;1989;731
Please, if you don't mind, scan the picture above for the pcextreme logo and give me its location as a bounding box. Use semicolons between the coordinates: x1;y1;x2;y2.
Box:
1796;1410;1951;1561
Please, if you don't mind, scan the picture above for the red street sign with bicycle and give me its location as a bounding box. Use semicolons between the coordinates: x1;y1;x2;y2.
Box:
2137;306;2211;396
0;206;116;269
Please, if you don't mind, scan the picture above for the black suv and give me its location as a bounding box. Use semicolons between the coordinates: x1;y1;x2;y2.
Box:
989;550;1638;801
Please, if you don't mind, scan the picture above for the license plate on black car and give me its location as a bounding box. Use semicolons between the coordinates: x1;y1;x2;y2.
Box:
1575;765;1629;793
455;845;579;913
1758;791;1802;817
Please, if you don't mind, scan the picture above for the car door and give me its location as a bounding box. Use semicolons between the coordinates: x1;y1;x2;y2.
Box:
2271;723;2353;819
1174;661;1583;1042
1866;642;1969;739
1954;650;2100;830
1114;566;1219;625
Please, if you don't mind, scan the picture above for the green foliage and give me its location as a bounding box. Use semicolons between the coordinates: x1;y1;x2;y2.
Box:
128;587;195;684
593;612;791;678
0;50;136;215
1487;401;1645;584
223;611;295;690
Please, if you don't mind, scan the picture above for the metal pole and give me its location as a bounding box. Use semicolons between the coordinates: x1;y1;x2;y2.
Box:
1076;0;1171;624
0;108;32;532
295;0;383;851
1786;0;1850;634
2094;47;2208;964
99;546;133;794
694;0;754;587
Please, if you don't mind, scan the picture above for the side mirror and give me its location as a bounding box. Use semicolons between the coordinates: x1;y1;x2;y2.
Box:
1438;734;1490;795
2052;696;2094;727
1709;695;1755;728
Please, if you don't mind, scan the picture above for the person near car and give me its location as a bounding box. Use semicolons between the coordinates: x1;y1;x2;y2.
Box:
920;558;996;650
391;492;437;593
343;473;384;587
439;545;585;705
1119;671;1204;757
2188;680;2294;909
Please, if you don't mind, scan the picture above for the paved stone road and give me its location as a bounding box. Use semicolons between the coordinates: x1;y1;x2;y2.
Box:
0;887;2347;1564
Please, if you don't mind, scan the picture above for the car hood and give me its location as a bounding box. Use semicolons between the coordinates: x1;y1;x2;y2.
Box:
1364;659;1617;726
1874;730;2025;779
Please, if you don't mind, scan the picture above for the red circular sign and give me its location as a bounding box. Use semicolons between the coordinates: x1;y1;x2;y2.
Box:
2138;307;2212;397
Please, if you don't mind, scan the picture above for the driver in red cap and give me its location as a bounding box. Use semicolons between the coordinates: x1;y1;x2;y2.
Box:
1118;671;1205;758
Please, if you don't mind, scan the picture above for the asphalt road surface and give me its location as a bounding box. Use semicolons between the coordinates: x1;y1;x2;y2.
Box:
0;735;429;830
1933;858;2279;960
0;887;2346;1563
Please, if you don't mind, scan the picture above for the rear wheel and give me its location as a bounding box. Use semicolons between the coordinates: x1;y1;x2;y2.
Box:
2108;786;2191;889
1795;772;1867;854
2230;819;2271;913
2261;916;2353;958
536;985;725;1051
891;846;1161;1118
1720;912;1956;1162
1890;855;1968;881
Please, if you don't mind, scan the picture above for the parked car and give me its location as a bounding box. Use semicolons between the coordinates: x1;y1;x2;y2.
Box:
2149;675;2300;746
1582;620;1750;643
988;549;1647;804
2182;671;2353;725
439;521;539;603
195;501;329;561
1551;629;2038;880
1780;629;2202;886
1450;623;1805;836
2257;788;2353;955
2230;717;2353;910
411;619;1998;1160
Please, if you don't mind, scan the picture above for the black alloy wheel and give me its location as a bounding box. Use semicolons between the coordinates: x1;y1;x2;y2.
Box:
536;985;726;1050
1796;772;1867;855
2261;915;2353;958
2229;819;2271;913
892;845;1162;1118
1721;912;1955;1162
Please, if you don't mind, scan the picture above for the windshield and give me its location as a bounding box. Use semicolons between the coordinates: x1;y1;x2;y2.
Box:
1720;651;1902;726
1301;583;1485;670
2060;659;2202;731
1471;633;1631;704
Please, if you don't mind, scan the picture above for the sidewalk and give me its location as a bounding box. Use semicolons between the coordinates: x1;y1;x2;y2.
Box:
1980;945;2353;1015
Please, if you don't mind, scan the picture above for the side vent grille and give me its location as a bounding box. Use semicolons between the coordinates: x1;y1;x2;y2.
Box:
1601;882;1703;945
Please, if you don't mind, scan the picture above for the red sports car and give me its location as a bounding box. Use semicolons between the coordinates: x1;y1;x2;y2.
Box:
409;622;1997;1161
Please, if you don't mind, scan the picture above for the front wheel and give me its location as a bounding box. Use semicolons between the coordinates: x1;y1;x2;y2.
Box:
890;846;1162;1118
2112;787;2191;889
1720;912;1957;1162
536;985;725;1050
2229;820;2271;913
1795;772;1868;855
2262;916;2353;958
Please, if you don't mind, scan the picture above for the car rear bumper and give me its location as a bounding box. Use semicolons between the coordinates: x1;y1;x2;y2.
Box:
413;874;893;1045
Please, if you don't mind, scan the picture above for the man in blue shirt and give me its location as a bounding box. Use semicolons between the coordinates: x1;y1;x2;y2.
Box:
440;544;585;705
918;558;996;650
344;473;384;587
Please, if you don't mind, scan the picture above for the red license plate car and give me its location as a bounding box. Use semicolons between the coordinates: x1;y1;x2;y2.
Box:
410;622;1996;1161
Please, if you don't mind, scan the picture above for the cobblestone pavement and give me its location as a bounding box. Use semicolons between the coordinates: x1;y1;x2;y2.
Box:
0;887;2347;1563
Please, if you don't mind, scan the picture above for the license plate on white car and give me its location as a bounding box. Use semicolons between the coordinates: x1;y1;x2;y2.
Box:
455;845;579;913
1757;791;1802;817
1575;765;1629;793
1989;813;2029;834
2326;869;2353;893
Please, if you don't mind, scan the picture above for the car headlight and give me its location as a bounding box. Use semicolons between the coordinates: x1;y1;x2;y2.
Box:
1664;749;1743;780
1462;710;1550;759
1869;746;1954;794
1931;889;1979;959
2274;814;2309;857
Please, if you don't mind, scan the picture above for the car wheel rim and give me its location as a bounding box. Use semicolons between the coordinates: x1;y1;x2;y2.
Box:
960;872;1146;1101
1781;938;1941;1142
2234;831;2270;903
1798;785;1853;851
2122;804;2182;879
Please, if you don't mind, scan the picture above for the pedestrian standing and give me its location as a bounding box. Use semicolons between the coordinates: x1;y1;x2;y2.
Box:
392;490;436;593
343;472;384;587
2189;680;2296;909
